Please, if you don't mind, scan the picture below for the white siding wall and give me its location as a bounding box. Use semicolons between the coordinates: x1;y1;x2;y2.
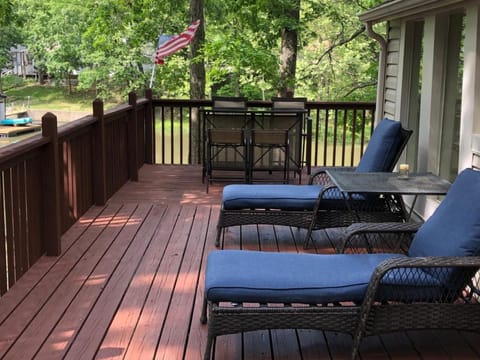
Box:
461;4;480;170
383;21;402;120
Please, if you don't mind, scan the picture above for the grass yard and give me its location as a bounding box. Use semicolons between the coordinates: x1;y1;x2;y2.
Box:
3;79;123;113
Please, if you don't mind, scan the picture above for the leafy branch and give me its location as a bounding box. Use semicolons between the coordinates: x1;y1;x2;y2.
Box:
315;25;366;65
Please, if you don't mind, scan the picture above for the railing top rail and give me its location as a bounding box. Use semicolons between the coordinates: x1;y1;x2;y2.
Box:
152;98;375;110
57;115;97;139
0;133;49;166
136;98;150;106
105;103;131;117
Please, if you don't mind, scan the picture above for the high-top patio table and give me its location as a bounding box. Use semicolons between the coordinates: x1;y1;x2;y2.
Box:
201;108;311;188
326;170;452;221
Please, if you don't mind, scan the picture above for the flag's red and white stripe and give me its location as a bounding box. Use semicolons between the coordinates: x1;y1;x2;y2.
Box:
155;20;200;64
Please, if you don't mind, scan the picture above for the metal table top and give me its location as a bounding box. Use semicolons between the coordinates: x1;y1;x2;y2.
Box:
326;171;451;196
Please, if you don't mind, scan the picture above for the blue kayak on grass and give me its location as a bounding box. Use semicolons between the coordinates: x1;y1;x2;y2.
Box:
0;117;33;126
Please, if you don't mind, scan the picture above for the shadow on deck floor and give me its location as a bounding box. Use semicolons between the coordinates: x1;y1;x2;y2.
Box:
0;164;479;359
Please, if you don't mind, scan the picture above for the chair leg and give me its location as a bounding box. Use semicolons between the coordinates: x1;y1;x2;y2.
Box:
215;210;225;247
303;231;312;249
351;332;362;360
203;332;214;360
215;225;223;247
303;220;315;249
284;141;289;184
201;298;214;360
200;296;208;324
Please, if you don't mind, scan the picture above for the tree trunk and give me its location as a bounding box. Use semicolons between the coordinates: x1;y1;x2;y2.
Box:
279;0;300;97
189;0;205;164
38;68;46;85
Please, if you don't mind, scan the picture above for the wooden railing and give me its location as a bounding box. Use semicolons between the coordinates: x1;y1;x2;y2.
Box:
0;91;151;294
0;91;374;294
151;99;376;167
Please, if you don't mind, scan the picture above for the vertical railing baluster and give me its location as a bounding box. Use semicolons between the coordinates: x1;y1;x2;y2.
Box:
93;99;107;205
128;92;139;181
323;108;329;166
359;109;367;158
179;107;184;164
145;89;154;164
351;108;358;167
170;106;174;164
161;106;165;164
41;112;61;256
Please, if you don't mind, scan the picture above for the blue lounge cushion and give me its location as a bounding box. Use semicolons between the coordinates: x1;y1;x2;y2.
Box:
207;171;480;306
356;118;402;172
223;184;321;210
205;250;403;303
409;168;480;258
221;184;348;211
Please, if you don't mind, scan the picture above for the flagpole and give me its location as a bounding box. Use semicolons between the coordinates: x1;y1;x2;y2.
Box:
149;63;156;89
150;30;162;89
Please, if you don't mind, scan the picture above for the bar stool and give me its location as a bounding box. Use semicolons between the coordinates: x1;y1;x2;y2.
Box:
271;97;307;183
206;128;248;192
204;96;249;192
249;128;290;183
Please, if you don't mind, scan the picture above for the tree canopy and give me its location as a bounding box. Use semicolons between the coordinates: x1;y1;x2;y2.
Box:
6;0;384;101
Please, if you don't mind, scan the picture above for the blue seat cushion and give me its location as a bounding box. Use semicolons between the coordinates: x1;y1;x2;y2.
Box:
222;184;348;211
205;250;403;304
409;168;480;258
356;118;402;172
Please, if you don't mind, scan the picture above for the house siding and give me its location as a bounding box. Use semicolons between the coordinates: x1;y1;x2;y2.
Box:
383;20;401;120
360;0;480;220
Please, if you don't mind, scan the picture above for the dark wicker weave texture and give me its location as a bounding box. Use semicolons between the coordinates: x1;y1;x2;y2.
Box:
216;166;407;248
202;224;480;360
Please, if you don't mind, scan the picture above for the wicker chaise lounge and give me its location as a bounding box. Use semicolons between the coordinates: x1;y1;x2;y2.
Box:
216;118;413;248
201;168;480;360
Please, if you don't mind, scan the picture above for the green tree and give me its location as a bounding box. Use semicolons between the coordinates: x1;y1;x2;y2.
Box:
14;0;86;89
201;0;383;100
79;0;171;99
14;0;189;100
0;0;20;92
275;0;301;97
190;0;205;101
201;0;283;99
9;0;385;102
297;0;384;101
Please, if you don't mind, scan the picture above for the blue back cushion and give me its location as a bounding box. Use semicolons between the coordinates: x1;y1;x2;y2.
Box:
356;118;402;172
409;169;480;258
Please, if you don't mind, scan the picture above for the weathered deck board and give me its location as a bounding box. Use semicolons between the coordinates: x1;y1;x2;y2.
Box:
0;164;478;359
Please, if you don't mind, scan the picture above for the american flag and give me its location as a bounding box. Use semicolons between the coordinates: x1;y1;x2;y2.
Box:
154;20;200;64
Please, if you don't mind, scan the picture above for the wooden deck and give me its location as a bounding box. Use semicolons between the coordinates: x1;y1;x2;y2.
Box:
0;164;479;360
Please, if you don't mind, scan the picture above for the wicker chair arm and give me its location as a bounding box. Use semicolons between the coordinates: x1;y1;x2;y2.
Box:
365;256;480;305
338;222;421;254
344;222;422;238
353;256;480;353
374;256;480;275
312;184;347;211
336;222;421;254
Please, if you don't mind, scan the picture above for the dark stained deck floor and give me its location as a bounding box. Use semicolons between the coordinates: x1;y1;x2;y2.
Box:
0;164;479;359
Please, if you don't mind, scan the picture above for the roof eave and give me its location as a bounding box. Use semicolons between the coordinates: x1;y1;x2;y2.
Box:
359;0;467;24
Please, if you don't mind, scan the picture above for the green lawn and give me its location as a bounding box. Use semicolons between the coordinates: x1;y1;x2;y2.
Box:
3;80;121;112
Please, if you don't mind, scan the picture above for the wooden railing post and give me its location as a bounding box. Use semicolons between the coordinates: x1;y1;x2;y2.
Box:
145;88;154;164
93;99;107;205
128;92;139;181
42;113;61;256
